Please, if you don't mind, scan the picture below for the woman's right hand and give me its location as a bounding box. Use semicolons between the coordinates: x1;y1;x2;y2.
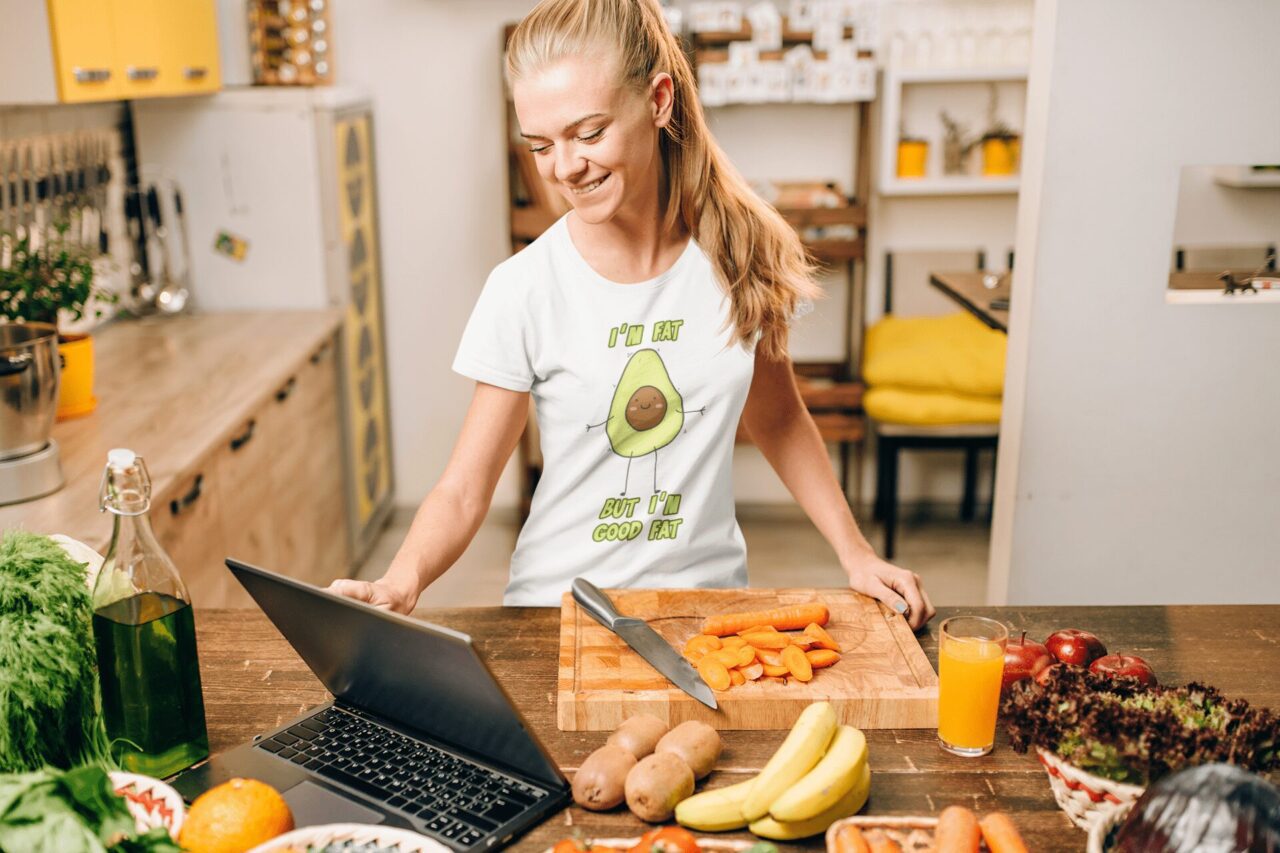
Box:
327;577;417;615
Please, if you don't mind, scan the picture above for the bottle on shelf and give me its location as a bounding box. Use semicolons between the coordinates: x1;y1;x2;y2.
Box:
92;448;209;778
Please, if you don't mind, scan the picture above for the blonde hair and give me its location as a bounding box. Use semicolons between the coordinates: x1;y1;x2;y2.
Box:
506;0;821;361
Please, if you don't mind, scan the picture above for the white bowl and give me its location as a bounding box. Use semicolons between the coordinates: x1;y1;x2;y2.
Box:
108;771;185;839
248;823;451;852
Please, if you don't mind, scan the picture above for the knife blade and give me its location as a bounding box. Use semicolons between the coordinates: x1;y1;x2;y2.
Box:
572;578;717;710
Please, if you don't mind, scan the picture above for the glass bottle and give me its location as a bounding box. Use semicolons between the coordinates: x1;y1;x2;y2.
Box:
92;448;209;777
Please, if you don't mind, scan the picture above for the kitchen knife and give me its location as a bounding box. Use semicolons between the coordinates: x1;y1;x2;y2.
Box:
571;577;718;710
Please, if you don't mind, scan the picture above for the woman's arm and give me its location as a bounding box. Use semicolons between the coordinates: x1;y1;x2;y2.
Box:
740;350;936;629
328;381;530;614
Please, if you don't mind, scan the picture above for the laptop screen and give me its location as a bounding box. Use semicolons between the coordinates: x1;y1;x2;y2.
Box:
227;560;565;789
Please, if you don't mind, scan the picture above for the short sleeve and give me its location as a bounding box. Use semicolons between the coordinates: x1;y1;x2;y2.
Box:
451;267;535;392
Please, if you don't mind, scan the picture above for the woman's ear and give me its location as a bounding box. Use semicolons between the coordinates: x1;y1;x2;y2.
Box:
650;72;675;129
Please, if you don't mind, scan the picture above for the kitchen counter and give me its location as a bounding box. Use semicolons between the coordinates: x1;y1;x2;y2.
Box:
193;603;1280;852
0;310;343;553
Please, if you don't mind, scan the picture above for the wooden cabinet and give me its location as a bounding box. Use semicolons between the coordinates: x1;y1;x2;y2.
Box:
150;333;349;608
0;0;220;104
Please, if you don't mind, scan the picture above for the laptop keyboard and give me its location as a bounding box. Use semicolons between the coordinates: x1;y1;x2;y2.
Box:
256;706;547;847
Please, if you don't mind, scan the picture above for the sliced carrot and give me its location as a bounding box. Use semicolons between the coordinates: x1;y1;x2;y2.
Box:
806;649;842;669
736;624;780;636
760;675;787;685
697;657;731;691
832;825;871;853
755;648;784;667
790;639;814;651
739;661;764;680
743;632;791;650
935;805;981;853
978;813;1029;853
720;636;747;650
703;603;830;636
729;669;746;686
864;829;902;853
762;663;790;678
685;634;722;654
782;645;813;682
717;649;748;668
735;645;757;667
685;649;706;665
804;622;842;652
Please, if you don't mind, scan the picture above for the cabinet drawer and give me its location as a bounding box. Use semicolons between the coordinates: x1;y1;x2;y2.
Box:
48;0;121;102
152;466;236;608
215;408;281;574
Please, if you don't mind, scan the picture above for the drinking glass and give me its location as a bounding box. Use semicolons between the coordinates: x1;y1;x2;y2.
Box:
937;616;1007;756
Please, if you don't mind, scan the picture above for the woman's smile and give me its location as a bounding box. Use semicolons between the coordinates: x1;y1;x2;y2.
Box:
569;173;610;196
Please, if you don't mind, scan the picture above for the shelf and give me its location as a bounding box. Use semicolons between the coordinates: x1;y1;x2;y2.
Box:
880;176;1020;196
1165;289;1280;305
805;237;865;262
1211;165;1280;189
691;20;856;46
890;66;1029;84
777;204;868;228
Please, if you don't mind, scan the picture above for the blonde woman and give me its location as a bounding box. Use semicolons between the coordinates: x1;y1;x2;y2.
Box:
331;0;936;629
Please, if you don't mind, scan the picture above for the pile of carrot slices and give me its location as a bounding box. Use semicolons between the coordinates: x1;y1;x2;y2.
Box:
683;604;841;691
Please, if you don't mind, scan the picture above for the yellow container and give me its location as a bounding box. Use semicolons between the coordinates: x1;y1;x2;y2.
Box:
982;136;1020;176
57;333;97;419
896;139;928;178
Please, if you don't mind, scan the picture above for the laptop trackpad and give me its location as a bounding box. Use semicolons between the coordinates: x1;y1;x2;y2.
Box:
283;781;385;827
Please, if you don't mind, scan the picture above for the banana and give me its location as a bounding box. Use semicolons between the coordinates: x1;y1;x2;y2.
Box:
748;761;871;841
741;701;838;822
674;777;755;831
768;725;868;822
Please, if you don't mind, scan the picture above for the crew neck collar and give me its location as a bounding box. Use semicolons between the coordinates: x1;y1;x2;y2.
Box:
556;214;698;291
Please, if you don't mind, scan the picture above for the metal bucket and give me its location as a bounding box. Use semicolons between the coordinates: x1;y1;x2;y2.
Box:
0;323;61;461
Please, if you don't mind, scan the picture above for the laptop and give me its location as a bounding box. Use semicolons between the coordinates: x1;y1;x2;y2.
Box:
171;559;571;851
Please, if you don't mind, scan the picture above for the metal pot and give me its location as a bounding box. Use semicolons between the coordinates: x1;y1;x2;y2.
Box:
0;323;60;461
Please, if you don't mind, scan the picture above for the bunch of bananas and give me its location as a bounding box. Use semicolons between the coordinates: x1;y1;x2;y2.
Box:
674;702;869;840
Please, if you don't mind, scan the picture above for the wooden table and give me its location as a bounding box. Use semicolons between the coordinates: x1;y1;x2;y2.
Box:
194;605;1280;852
929;272;1011;332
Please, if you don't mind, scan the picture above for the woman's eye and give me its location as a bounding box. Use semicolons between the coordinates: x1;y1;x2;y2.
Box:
529;144;551;155
579;129;604;143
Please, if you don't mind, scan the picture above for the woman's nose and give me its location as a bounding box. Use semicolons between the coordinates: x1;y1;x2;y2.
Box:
553;145;587;184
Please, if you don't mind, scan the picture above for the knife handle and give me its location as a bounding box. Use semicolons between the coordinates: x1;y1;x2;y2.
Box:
572;578;620;630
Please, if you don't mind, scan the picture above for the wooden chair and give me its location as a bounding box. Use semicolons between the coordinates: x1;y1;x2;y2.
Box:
870;249;1001;559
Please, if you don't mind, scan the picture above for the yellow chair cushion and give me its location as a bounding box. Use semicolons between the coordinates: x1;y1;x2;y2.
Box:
864;386;1002;426
863;312;1006;398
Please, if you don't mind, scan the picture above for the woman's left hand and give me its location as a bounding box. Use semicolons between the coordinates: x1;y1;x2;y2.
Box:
845;553;936;631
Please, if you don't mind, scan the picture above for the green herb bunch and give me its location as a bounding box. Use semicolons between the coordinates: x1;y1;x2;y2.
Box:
1002;666;1280;786
0;224;117;330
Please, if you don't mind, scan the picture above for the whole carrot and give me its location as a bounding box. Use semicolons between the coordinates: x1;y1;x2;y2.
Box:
701;603;829;636
864;829;902;853
979;812;1029;853
935;805;981;853
831;824;871;853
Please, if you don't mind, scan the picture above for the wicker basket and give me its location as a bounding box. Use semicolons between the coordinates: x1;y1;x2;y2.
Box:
1035;747;1146;830
826;816;941;851
108;772;185;840
541;840;756;852
248;823;450;852
1086;802;1136;853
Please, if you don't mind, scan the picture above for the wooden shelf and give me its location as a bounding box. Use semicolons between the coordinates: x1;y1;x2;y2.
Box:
806;237;865;262
777;204;867;228
879;177;1020;196
691;20;855;46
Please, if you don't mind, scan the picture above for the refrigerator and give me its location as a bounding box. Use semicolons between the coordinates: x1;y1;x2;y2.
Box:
133;86;394;565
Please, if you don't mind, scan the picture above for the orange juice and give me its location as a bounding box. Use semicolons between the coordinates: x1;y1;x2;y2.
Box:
937;617;1007;756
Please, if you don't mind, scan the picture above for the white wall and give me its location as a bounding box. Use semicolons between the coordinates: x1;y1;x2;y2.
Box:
989;0;1280;606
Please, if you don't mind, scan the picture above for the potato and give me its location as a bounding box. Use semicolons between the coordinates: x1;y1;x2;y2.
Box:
624;752;695;822
654;720;722;779
571;745;636;811
606;714;669;760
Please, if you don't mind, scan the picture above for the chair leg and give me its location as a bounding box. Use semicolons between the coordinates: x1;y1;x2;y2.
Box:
874;437;889;521
881;439;900;559
961;445;979;522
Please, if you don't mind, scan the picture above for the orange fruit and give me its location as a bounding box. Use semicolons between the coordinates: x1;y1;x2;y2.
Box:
178;777;295;853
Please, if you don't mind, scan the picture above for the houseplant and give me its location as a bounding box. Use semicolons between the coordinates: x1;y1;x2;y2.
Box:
0;223;117;419
980;83;1021;177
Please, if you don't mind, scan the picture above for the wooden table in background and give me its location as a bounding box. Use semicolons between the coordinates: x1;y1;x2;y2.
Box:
929;272;1011;332
194;605;1280;852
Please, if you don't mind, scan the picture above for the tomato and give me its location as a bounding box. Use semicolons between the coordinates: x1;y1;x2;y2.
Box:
553;839;589;853
628;826;700;853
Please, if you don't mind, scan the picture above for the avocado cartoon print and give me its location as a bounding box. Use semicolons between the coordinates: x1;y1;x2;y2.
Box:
588;347;704;495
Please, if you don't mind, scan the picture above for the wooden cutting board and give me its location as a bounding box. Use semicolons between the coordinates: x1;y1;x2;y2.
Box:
557;588;938;731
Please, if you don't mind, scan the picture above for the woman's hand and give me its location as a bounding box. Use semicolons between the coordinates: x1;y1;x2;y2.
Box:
844;553;936;631
326;576;418;615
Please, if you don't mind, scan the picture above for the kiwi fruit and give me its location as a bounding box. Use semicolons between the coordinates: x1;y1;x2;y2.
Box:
605;715;670;760
654;720;722;779
624;752;695;822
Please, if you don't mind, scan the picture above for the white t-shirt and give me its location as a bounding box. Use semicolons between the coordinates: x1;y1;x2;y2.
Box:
453;214;755;606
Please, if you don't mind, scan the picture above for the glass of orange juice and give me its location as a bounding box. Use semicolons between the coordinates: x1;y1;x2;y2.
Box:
937;616;1008;757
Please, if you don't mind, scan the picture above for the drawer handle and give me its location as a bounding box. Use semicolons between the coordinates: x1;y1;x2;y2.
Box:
127;66;159;81
73;67;112;84
275;377;297;403
310;341;331;364
169;474;204;517
230;419;257;451
184;66;209;80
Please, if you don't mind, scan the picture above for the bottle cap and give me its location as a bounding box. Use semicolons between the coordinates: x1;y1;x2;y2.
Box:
107;448;137;469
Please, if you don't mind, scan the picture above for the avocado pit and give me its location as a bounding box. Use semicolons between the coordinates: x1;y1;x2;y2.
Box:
625;385;667;431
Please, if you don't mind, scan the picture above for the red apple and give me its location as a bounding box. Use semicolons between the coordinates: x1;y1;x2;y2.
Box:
1089;653;1157;686
1002;631;1053;692
1045;629;1107;667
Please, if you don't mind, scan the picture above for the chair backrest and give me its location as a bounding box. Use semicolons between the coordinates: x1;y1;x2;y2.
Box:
883;249;986;317
1172;243;1277;272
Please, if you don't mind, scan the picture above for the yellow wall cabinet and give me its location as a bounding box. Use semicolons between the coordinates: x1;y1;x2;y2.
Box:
0;0;220;104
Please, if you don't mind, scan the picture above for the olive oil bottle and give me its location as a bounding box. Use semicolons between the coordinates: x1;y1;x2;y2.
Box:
92;449;208;777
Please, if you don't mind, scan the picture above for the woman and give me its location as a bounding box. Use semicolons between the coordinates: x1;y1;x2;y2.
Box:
331;0;935;629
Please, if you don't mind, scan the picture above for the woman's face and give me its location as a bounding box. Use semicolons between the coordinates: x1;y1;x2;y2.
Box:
513;54;672;225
